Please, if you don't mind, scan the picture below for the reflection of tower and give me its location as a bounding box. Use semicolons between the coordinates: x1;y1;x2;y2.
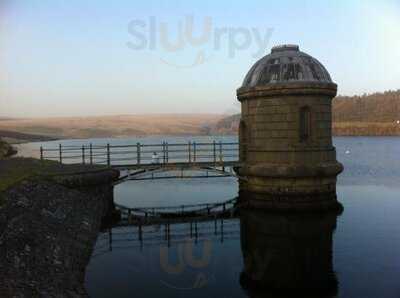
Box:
239;207;339;296
237;45;343;211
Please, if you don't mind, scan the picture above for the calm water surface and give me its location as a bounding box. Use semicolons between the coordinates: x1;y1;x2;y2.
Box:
19;137;400;297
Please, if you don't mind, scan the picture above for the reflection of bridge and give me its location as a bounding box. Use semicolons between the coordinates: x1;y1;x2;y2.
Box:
115;197;237;225
40;141;240;172
93;207;240;258
93;198;239;257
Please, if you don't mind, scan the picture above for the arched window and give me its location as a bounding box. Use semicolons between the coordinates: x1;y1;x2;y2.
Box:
299;106;311;142
239;120;248;162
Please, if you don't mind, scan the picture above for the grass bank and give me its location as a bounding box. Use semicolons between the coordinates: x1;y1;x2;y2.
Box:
0;157;109;206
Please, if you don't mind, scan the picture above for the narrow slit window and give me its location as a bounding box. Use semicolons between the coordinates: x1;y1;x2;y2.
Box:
300;106;311;141
239;120;248;162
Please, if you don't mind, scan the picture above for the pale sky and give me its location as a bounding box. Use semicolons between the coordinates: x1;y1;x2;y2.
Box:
0;0;399;117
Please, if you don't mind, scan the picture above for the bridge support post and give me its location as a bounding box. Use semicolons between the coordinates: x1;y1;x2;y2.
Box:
166;142;169;163
40;146;43;161
82;145;85;164
219;141;223;163
194;221;198;242
162;142;166;164
218;141;225;171
138;224;142;242
188;141;191;163
136;143;141;165
107;144;110;167
220;219;224;243
213;141;216;165
59;144;63;164
89;143;93;165
193;142;196;162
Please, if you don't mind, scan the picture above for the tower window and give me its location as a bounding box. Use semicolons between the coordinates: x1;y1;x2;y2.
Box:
300;106;311;142
239;120;248;162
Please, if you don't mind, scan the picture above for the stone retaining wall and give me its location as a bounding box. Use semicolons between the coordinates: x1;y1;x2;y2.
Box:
0;168;118;297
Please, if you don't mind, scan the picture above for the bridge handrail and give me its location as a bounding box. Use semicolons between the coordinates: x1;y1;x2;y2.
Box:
39;140;239;166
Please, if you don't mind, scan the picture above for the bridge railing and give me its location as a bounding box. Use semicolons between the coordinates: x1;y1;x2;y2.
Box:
40;141;239;166
92;218;240;256
115;197;237;220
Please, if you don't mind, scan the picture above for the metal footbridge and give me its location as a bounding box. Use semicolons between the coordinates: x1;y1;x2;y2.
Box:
40;140;241;180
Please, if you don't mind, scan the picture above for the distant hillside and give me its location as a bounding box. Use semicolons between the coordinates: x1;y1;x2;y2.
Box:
0;130;58;143
1;91;399;140
333;90;400;123
212;114;241;134
212;90;400;136
0;114;223;140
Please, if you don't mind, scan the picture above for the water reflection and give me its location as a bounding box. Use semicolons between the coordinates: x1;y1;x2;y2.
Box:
239;208;340;297
89;193;341;297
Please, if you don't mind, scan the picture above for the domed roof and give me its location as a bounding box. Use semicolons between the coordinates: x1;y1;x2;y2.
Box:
242;45;333;88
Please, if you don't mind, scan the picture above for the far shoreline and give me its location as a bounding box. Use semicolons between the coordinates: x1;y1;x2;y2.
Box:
10;133;400;147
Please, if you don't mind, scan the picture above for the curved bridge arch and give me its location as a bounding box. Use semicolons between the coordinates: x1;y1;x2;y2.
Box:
115;164;239;185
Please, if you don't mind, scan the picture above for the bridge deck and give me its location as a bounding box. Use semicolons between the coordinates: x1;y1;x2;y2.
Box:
112;160;240;170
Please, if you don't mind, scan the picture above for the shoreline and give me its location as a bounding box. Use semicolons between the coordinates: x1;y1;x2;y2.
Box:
3;130;400;148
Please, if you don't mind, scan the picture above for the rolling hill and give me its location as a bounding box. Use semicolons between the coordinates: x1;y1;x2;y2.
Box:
0;114;223;141
212;90;400;136
1;90;399;141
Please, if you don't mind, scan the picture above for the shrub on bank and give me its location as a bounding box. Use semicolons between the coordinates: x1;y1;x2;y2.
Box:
0;138;17;159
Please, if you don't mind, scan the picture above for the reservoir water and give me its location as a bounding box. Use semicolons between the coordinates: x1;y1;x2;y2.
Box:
18;136;400;298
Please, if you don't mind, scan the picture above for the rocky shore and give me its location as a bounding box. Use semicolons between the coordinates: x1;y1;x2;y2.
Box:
0;160;119;297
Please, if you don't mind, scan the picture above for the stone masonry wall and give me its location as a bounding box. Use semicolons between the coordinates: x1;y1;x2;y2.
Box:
0;169;118;297
241;94;338;170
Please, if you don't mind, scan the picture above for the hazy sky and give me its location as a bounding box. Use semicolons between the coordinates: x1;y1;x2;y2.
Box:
0;0;399;117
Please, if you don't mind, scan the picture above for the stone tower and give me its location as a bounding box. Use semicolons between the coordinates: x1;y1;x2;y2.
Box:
237;45;343;211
